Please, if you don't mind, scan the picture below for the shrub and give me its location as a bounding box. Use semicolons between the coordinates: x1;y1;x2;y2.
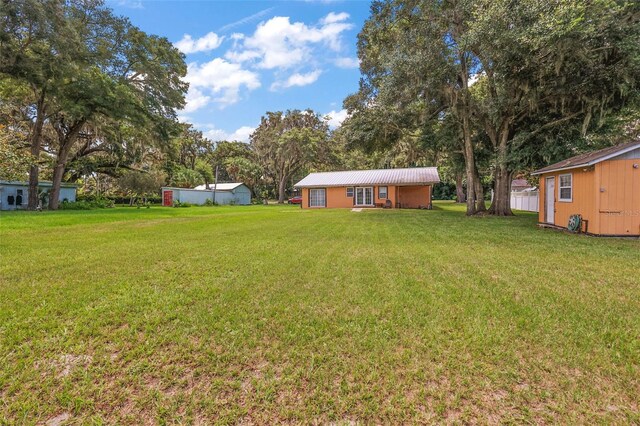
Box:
77;194;162;205
59;198;114;210
172;200;191;208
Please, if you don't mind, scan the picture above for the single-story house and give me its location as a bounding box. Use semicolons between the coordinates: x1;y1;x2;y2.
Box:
294;167;440;209
531;140;640;236
0;180;77;211
511;178;535;192
161;183;251;206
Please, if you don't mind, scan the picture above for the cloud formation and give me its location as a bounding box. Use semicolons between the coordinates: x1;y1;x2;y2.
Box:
185;58;261;107
182;87;211;113
334;57;359;69
325;109;349;128
175;32;224;54
226;13;353;69
271;70;322;91
204;125;255;143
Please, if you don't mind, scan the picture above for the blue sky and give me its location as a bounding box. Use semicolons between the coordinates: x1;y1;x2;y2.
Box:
107;0;371;142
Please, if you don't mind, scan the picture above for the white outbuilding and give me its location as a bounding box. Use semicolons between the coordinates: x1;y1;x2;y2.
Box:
0;180;78;210
161;183;251;206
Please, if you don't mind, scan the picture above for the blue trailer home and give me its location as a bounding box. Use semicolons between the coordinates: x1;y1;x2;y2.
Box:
161;183;252;206
0;180;78;210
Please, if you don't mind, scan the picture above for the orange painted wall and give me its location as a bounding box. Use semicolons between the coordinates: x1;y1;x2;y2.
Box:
537;159;640;235
301;185;428;209
398;186;431;209
538;167;596;231
596;159;640;236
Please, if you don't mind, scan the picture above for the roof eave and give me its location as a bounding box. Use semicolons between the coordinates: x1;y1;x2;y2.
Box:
531;163;589;175
532;141;640;175
294;181;441;188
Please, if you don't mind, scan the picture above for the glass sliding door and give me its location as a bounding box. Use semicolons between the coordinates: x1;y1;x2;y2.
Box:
309;188;326;207
355;187;373;206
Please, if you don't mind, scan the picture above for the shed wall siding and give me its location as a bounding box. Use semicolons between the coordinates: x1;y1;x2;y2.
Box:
538;167;597;231
597;159;640;235
398;186;431;209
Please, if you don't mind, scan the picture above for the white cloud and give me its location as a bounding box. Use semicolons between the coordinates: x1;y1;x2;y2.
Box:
185;58;261;107
321;12;349;25
270;70;322;91
334;57;359;69
325;109;349;128
226;13;353;69
175;32;224;54
182;87;211;113
468;72;484;86
204;125;255;143
116;0;143;9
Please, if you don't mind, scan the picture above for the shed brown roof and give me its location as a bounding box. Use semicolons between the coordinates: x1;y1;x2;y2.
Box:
531;140;640;175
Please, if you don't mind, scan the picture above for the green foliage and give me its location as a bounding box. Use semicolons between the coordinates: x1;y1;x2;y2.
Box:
59;198;114;210
0;0;188;209
172;200;191;208
0;126;33;181
351;0;640;215
117;170;165;197
432;183;457;201
170;166;203;188
251;109;330;202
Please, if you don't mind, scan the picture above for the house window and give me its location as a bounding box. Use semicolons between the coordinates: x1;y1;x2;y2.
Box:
346;187;354;197
378;186;388;199
309;188;326;207
559;174;572;202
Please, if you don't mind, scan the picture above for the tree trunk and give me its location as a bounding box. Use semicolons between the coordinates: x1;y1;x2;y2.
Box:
455;173;465;203
488;130;513;216
27;92;46;210
277;177;286;204
474;169;486;213
49;158;66;210
49;119;86;210
456;48;477;216
461;118;477;216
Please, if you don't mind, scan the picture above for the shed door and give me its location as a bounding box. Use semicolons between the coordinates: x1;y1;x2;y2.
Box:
545;177;555;224
163;190;173;207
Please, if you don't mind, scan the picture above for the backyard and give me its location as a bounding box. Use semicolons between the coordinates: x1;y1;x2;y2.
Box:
0;202;638;424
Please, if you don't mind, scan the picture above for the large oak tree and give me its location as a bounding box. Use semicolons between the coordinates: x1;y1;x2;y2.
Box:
251;110;330;203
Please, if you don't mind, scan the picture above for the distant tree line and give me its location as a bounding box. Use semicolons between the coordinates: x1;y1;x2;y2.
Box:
3;0;638;211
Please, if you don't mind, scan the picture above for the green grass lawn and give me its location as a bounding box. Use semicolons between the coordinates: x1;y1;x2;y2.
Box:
1;202;639;424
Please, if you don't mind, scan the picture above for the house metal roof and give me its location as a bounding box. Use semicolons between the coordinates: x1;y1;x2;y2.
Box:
294;167;440;188
192;183;245;191
531;140;640;175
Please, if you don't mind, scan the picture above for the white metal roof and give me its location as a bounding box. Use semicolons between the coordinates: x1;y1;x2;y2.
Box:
193;183;244;191
294;167;440;188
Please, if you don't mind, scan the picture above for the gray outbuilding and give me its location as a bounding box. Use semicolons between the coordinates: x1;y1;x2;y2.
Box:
161;183;251;206
0;180;78;211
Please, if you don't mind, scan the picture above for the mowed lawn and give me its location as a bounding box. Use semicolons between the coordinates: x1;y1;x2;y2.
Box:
1;203;639;424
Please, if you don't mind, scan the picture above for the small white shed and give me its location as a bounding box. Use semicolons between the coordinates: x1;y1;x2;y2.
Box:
162;183;251;206
0;180;77;210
